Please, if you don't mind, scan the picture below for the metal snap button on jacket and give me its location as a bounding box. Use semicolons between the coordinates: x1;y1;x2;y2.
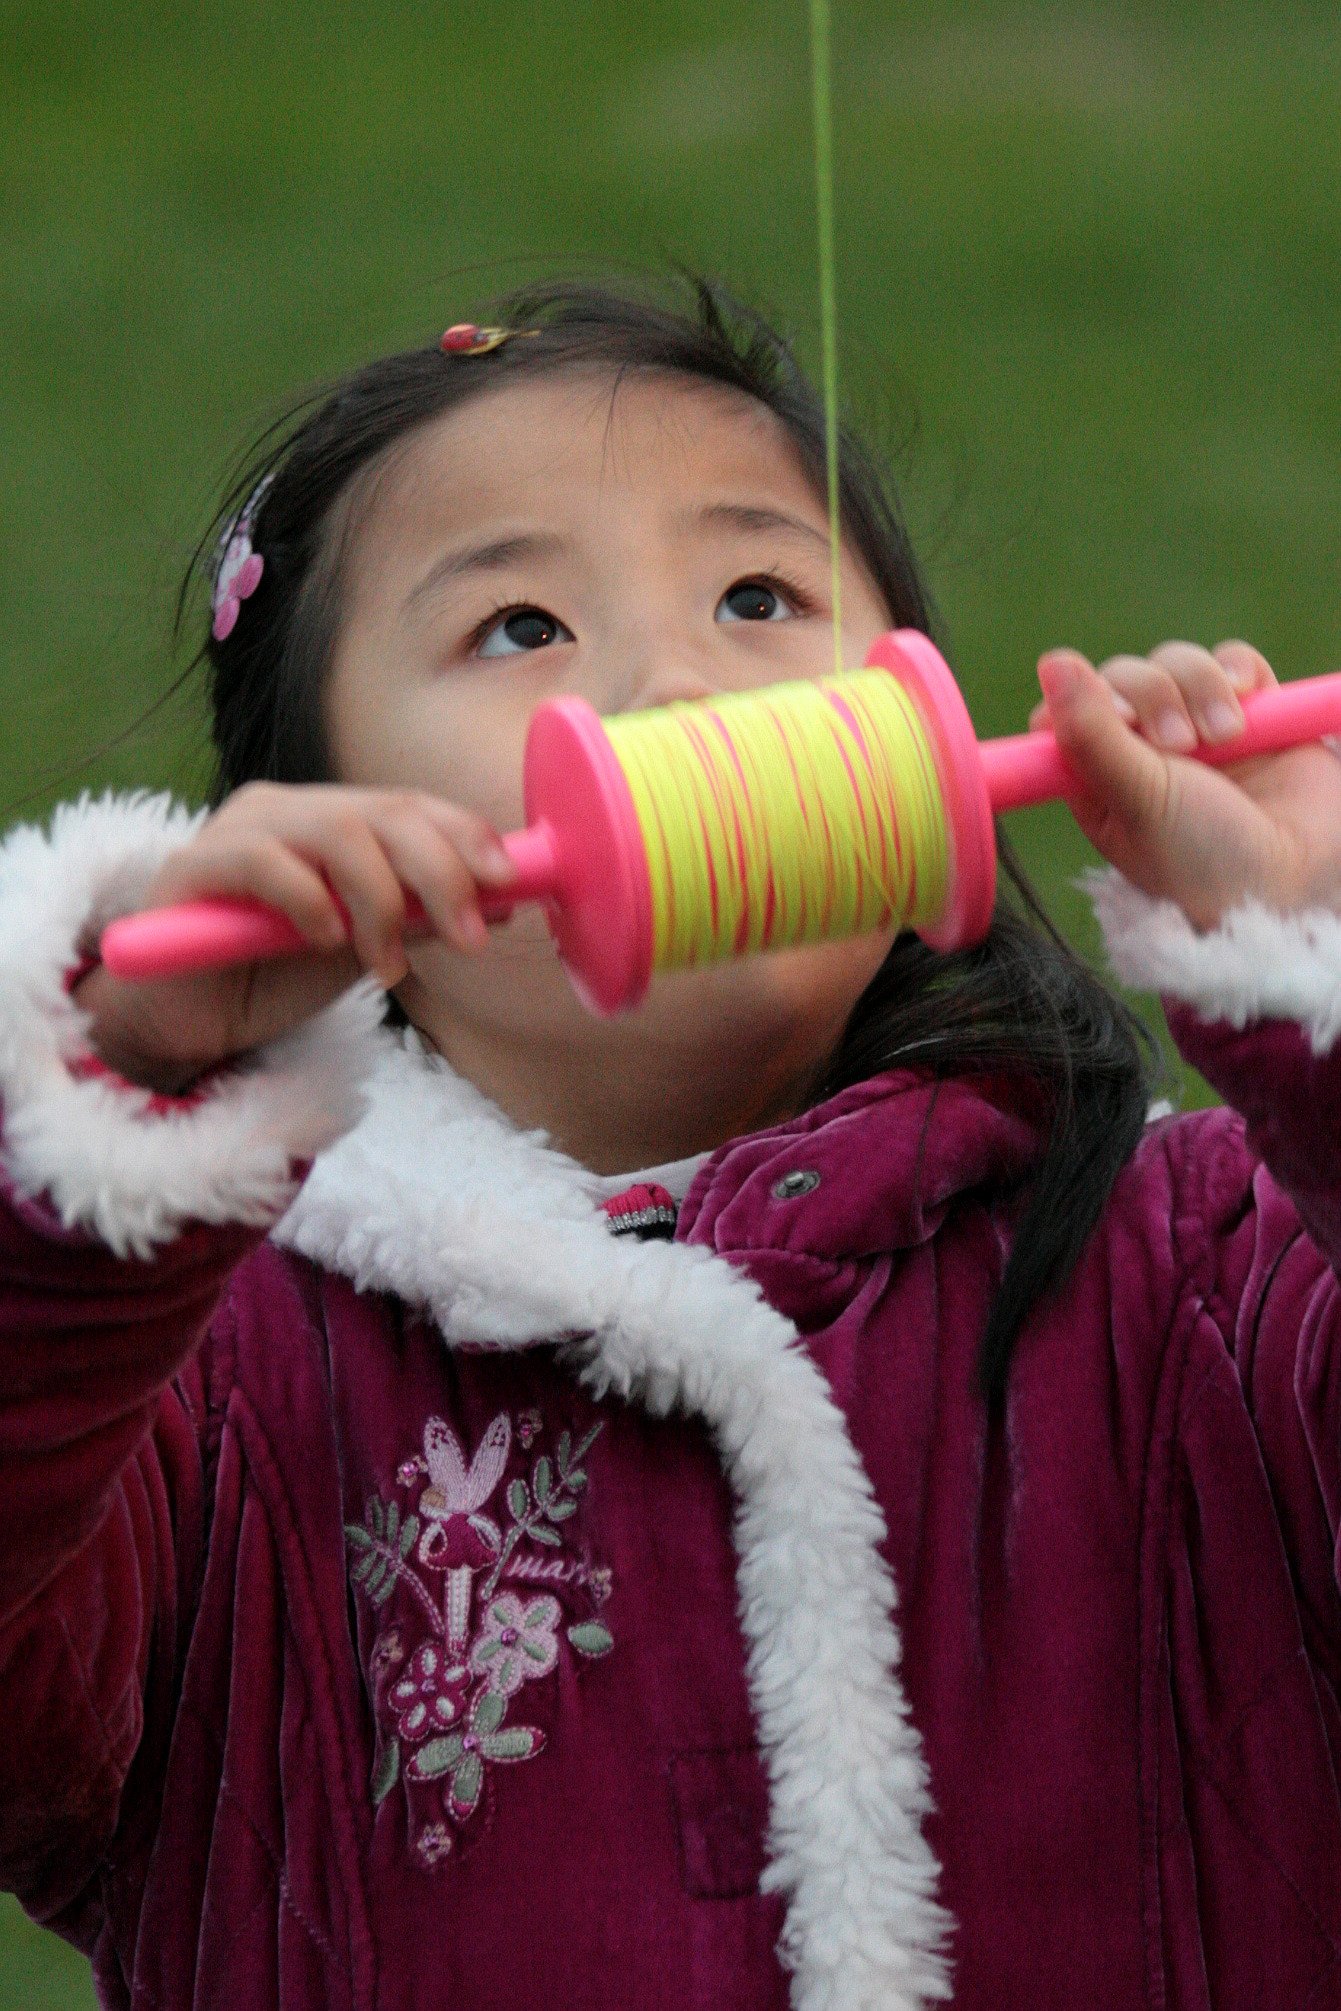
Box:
771;1169;821;1200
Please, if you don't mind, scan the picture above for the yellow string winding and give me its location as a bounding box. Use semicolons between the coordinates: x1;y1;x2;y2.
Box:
605;669;949;972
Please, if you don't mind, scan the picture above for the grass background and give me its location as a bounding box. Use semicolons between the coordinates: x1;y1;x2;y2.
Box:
2;0;1339;1998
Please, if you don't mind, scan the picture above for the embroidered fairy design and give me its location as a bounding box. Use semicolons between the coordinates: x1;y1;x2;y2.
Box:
345;1410;612;1866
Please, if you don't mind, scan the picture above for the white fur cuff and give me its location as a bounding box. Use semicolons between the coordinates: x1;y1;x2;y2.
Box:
1088;867;1341;1056
0;792;385;1257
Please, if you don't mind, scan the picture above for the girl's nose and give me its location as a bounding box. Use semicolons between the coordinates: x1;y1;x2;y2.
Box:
623;665;717;714
610;629;720;716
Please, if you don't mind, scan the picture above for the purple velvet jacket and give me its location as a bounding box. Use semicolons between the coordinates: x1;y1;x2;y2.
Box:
0;796;1339;2011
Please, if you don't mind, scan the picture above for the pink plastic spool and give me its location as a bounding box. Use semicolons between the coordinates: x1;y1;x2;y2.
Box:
100;631;1341;1013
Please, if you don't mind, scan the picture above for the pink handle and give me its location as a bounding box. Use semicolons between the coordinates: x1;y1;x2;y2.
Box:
979;669;1341;813
100;822;561;981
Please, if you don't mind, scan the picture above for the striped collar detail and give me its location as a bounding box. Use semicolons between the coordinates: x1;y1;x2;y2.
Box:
599;1181;678;1240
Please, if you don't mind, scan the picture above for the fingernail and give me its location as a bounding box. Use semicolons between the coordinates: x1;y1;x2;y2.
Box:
478;837;515;880
1203;699;1242;740
457;906;489;951
1225;661;1254;690
1155;710;1197;751
1039;656;1082;701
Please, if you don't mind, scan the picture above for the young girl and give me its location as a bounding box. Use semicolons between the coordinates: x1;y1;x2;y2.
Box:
1;281;1338;2011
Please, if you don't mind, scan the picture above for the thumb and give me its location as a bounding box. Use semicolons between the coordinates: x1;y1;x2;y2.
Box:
1037;650;1172;842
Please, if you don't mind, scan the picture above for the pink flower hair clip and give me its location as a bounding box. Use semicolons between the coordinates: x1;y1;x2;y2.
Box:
211;474;273;642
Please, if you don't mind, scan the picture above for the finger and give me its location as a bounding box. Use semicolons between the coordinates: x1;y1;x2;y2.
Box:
1029;688;1135;732
1213;639;1278;695
375;815;490;954
298;819;411;986
1091;652;1200;753
152;838;349;953
1037;652;1174;840
1148;639;1244;744
410;797;518;888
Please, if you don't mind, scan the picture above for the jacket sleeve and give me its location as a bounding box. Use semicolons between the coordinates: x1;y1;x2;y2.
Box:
1092;869;1341;1662
0;794;383;1931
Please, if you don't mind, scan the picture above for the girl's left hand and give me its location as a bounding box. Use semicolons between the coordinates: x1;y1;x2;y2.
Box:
1027;639;1341;930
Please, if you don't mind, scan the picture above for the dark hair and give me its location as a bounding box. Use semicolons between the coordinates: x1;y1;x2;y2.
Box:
186;275;1158;1406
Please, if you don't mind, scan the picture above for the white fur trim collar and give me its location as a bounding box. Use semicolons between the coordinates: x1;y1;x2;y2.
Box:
277;1033;953;2007
1088;867;1341;1055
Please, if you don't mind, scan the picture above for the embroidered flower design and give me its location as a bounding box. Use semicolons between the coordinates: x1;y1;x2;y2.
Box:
416;1822;454;1867
587;1567;613;1607
370;1625;406;1675
406;1687;545;1821
416;1413;510;1649
470;1592;561;1696
388;1642;470;1741
346;1410;612;1866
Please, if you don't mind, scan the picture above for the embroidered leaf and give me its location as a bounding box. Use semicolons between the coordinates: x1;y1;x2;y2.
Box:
370;1497;386;1539
398;1513;419;1559
372;1737;400;1805
557;1429;571;1475
522;1636;552;1663
350;1551;376;1584
345;1521;374;1553
449;1752;483;1818
545;1498;577;1521
480;1726;544;1762
571;1423;603;1465
473;1690;506;1736
529;1523;562;1547
507;1478;529;1521
370;1572;397;1607
364;1559;386;1597
533;1456;552;1505
473;1637;502;1664
566;1470;588;1494
385;1500;400;1544
409;1735;463;1781
567;1622;614;1659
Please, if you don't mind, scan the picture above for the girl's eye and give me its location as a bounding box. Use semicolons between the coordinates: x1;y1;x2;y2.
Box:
476;606;575;658
716;579;794;624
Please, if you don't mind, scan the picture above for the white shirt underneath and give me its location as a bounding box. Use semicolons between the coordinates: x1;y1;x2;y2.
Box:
584;1151;710;1207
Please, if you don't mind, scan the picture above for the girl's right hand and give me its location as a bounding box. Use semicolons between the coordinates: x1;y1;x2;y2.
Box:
73;783;517;1093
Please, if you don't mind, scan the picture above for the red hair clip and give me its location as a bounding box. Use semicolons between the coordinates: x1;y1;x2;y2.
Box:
438;323;538;356
439;323;510;355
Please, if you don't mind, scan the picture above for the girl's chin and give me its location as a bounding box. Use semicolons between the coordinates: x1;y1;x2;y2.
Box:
405;923;894;1052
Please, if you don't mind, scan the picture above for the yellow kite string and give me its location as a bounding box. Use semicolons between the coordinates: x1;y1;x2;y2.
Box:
808;0;844;678
594;1;953;976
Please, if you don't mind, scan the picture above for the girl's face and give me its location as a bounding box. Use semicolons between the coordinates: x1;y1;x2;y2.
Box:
324;369;900;1166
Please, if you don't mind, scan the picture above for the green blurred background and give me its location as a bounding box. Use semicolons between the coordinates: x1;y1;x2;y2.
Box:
2;0;1339;1999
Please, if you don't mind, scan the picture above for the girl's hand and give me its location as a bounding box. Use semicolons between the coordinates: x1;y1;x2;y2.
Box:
1026;639;1341;931
74;783;516;1092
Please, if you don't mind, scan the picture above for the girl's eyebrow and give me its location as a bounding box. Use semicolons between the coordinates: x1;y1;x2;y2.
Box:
405;531;568;610
690;502;831;551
